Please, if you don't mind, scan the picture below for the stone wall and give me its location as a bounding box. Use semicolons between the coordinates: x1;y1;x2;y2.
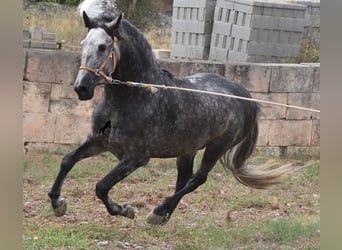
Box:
23;48;320;157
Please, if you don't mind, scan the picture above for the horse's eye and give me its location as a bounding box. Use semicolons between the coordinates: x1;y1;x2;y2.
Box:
98;44;106;52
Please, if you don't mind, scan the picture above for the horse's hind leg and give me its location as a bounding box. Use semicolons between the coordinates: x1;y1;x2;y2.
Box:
147;144;226;225
48;137;104;217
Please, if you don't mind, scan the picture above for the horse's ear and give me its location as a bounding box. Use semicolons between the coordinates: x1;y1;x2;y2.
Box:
83;11;93;28
106;13;123;32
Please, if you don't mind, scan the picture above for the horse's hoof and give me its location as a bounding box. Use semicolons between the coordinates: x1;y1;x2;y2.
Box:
146;212;168;225
53;198;67;217
122;204;135;219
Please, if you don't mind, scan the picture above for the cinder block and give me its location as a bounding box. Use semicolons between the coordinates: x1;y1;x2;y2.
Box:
209;0;306;63
268;120;312;146
23;81;51;113
25;49;81;85
23;112;57;143
251;92;287;120
54;114;91;144
287;93;320;120
224;63;271;92
171;0;217;60
270;64;314;93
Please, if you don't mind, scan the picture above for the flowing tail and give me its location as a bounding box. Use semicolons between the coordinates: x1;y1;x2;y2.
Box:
220;120;291;189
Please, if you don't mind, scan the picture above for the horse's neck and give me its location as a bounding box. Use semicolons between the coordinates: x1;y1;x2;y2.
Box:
115;23;172;85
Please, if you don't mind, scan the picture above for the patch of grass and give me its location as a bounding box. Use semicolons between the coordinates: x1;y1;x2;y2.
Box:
23;222;115;249
262;217;320;245
23;152;320;249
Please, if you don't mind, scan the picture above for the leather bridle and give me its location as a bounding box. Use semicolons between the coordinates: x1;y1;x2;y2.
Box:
79;40;117;82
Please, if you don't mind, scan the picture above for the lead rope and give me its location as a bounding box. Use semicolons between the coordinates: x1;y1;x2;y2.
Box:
107;79;320;113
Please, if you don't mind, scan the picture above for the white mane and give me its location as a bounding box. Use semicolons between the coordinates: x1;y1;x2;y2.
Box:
78;0;117;18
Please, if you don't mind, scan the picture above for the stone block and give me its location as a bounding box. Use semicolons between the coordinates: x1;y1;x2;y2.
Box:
49;84;103;116
268;120;312;146
23;112;57;143
30;41;58;50
25;49;81;85
311;119;320;146
54;114;91;144
42;31;56;41
270;64;314;93
224;63;271;92
287;93;320;120
29;27;42;40
179;60;225;77
23;81;51;113
158;59;182;77
313;66;320;93
251;92;287;120
256;119;269;146
153;49;170;59
23;49;27;77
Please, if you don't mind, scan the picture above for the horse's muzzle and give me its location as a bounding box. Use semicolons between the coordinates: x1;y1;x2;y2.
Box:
74;85;94;100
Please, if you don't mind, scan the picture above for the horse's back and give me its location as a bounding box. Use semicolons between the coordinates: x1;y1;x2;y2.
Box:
182;73;252;99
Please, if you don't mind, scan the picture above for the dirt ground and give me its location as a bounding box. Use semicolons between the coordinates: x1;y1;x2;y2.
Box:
23;152;320;249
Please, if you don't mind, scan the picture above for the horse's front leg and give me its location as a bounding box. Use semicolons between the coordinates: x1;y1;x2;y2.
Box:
95;155;149;219
48;137;104;217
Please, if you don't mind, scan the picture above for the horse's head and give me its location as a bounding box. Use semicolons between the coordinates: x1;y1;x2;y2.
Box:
74;12;122;100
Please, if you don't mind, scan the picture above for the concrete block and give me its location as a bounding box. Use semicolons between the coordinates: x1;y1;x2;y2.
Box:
25;49;81;85
248;42;300;57
287;93;320;120
23;112;57;143
179;59;225;77
224;63;271;92
23;30;30;40
42;31;56;41
30;40;58;50
256;119;269;146
270;64;314;93
311;119;320;146
313;66;320;93
49;84;103;116
29;27;42;40
23;81;51;113
251;92;287;120
23;40;30;48
23;49;27;77
251;15;305;32
268;120;312;146
153;49;170;59
158;58;182;77
54;114;91;144
172;0;217;60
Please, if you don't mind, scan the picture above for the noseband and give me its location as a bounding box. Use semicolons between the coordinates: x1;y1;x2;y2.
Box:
79;39;117;83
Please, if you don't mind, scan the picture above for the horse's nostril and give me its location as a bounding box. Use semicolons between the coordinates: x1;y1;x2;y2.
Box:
75;86;88;96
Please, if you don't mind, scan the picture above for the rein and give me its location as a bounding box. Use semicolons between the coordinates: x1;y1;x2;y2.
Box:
79;40;117;82
106;79;320;113
80;42;319;114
